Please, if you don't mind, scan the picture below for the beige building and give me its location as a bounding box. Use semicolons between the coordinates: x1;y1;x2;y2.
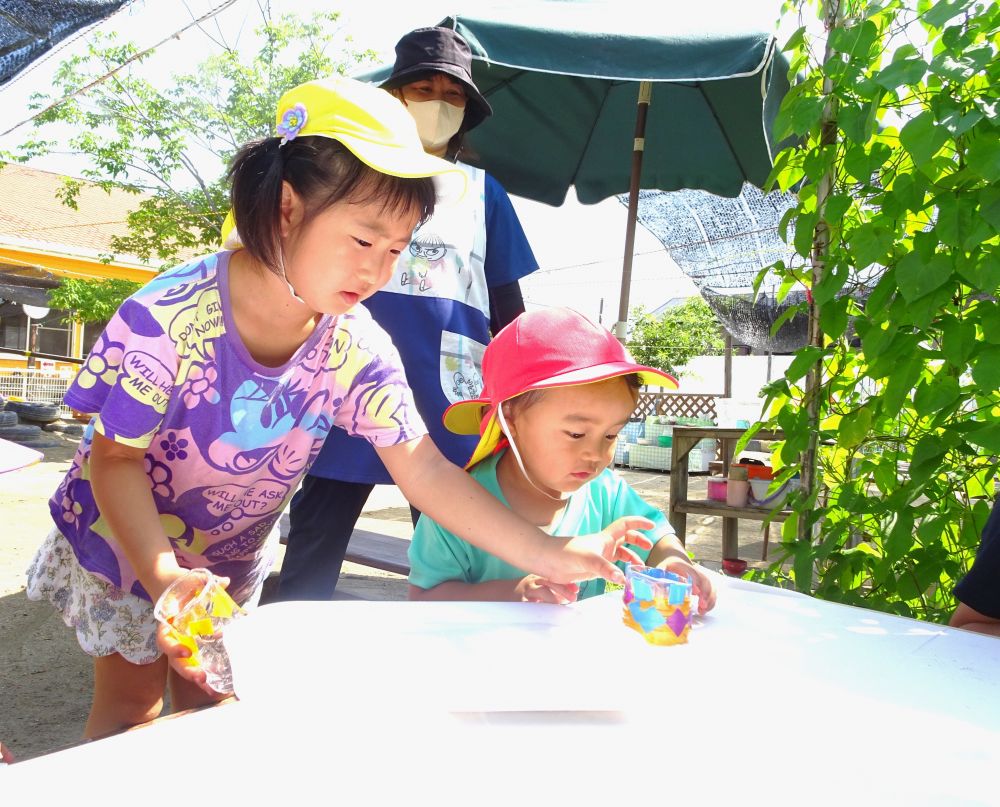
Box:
0;163;163;370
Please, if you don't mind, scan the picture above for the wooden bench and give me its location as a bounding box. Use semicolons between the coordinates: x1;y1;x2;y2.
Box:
277;513;411;576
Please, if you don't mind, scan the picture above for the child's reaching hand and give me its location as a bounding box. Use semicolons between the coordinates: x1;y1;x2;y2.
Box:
516;575;579;604
1;740;14;764
656;556;717;614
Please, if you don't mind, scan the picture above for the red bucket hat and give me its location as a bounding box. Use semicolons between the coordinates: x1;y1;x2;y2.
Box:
443;308;679;468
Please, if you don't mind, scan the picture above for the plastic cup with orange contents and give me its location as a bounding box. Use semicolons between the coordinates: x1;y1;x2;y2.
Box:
153;568;245;694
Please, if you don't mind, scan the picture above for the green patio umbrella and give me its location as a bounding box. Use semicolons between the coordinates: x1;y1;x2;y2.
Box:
358;1;789;337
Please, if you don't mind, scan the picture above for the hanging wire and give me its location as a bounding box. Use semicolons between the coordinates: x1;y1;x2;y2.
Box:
0;0;239;138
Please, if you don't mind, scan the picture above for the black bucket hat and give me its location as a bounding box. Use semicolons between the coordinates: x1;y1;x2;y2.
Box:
381;27;492;133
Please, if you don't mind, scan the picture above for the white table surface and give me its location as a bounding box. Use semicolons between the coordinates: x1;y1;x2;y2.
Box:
5;574;998;805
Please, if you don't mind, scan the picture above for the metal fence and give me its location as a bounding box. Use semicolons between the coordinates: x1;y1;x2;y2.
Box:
0;369;76;417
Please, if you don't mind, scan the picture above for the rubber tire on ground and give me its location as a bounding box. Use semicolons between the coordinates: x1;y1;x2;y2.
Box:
0;423;44;443
42;421;85;436
0;410;17;428
4;401;61;424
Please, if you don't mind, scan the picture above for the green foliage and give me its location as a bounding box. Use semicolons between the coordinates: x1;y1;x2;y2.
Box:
48;277;141;324
6;10;374;266
759;0;1000;623
626;297;725;376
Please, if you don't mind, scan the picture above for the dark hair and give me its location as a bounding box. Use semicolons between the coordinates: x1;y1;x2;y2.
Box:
227;136;437;274
505;373;643;416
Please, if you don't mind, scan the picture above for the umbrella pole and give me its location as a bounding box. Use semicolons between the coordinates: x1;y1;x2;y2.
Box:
614;81;653;344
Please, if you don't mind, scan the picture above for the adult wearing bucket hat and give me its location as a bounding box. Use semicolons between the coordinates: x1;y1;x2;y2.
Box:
277;27;540;602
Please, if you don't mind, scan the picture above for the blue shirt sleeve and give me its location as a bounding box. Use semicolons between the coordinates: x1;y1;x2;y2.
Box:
484;172;538;287
955;497;1000;619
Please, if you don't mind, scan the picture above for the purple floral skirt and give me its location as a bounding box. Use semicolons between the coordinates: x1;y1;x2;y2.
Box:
26;528;271;664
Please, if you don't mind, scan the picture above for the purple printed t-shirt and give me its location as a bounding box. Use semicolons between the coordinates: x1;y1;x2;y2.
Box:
50;251;425;603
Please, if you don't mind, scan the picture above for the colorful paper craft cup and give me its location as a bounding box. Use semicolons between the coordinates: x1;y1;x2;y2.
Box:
153;568;245;694
622;564;693;645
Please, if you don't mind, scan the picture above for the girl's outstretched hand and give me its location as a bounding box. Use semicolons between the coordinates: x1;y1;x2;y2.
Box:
1;740;15;764
549;516;655;585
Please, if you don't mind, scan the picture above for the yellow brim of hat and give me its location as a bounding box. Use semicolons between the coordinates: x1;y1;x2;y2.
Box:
444;367;678;439
464;411;504;470
338;133;467;204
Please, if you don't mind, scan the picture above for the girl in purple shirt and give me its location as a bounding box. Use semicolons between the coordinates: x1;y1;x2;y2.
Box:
25;76;649;739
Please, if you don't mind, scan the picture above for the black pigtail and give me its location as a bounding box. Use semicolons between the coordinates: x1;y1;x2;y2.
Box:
227;138;285;274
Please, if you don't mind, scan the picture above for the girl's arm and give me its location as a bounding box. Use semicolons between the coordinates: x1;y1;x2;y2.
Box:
90;432;213;690
377;436;651;585
646;533;691;567
89;432;185;602
408;577;577;604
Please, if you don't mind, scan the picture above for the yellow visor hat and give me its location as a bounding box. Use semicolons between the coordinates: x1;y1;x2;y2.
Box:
222;76;466;248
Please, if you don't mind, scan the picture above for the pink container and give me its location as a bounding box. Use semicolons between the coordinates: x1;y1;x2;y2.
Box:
707;478;727;502
726;479;750;508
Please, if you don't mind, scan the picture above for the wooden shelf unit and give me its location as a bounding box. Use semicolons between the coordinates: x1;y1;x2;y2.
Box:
669;425;787;560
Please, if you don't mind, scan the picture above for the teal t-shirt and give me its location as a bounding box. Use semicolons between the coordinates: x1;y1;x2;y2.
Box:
408;450;672;599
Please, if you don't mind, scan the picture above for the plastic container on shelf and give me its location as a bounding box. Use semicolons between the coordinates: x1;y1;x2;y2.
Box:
732;462;773;480
644;422;669;441
657;434;672;447
707;478;727;501
726;479;750;507
750;477;800;508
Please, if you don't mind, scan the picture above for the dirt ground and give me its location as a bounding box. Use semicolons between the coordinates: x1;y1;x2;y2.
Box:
0;435;763;762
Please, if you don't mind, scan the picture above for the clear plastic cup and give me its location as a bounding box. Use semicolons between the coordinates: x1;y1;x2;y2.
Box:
621;564;693;646
153;568;245;694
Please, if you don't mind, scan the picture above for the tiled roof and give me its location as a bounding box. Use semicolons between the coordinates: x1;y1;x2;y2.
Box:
0;162;200;262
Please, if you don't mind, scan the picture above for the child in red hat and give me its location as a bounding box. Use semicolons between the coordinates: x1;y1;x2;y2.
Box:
408;307;717;608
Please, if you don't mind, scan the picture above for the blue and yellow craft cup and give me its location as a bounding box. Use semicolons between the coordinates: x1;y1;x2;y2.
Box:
622;564;693;646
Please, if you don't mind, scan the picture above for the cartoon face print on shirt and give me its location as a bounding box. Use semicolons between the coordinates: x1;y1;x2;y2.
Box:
400;225;449;293
450;370;483;402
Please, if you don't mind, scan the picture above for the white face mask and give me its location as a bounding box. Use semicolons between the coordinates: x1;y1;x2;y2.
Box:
406;99;465;151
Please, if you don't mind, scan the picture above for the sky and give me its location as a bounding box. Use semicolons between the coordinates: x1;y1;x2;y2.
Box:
0;0;791;320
